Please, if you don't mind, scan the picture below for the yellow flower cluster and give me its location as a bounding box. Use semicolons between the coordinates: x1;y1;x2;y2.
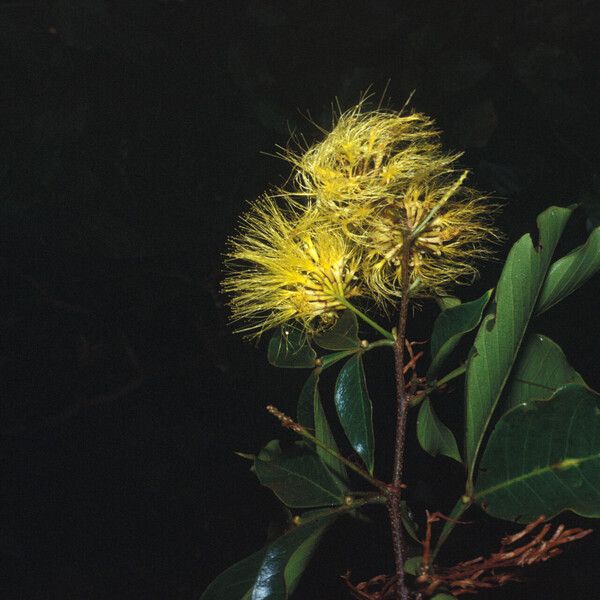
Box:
223;98;498;337
222;197;363;337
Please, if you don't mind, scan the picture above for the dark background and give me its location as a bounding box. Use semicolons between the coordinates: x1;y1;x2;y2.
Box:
1;1;600;598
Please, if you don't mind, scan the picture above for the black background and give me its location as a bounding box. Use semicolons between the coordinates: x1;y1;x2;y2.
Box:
1;1;600;599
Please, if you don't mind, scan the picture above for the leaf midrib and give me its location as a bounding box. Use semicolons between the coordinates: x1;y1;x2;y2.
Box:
475;453;600;499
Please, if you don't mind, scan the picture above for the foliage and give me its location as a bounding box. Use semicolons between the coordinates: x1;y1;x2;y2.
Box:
208;98;600;599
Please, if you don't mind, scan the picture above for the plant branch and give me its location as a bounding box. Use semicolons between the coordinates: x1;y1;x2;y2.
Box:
364;339;396;351
387;236;413;600
266;405;389;492
337;297;395;341
435;362;467;387
297;494;388;526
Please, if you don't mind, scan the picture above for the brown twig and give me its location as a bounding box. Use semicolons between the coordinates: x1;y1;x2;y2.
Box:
416;514;592;597
387;236;413;600
266;405;388;491
345;514;591;599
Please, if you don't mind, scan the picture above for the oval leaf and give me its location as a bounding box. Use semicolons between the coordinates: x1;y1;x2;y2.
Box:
297;370;348;484
504;333;585;411
201;513;336;600
313;311;361;351
536;225;600;315
334;354;375;474
268;325;316;368
475;384;600;523
464;205;574;478
417;398;462;463
254;440;346;508
427;289;493;380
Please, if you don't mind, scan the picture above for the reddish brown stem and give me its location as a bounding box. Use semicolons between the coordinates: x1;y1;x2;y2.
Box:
387;237;412;600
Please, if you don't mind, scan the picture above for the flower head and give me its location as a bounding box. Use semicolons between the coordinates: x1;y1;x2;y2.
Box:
284;100;457;212
224;97;500;337
280;99;500;304
222;196;363;337
355;169;500;302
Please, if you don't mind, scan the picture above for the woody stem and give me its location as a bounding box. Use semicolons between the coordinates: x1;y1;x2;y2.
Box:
388;235;412;600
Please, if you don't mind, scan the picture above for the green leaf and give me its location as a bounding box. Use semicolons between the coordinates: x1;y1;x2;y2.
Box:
254;440;347;508
297;371;348;484
334;354;375;474
202;548;266;600
282;526;326;595
536;225;600;315
403;555;422;575
504;333;585;411
431;594;458;600
399;501;421;543
268;325;316;368
427;289;493;380
319;350;358;370
417;398;462;463
313;311;361;351
201;513;336;600
474;384;600;523
436;295;461;310
464;205;574;480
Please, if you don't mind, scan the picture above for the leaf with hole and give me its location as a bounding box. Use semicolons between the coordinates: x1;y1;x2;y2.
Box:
417;398;462;463
536;224;600;315
334;354;375;474
474;384;600;523
268;325;316;368
427;289;493;380
254;440;347;508
503;333;585;411
464;205;574;479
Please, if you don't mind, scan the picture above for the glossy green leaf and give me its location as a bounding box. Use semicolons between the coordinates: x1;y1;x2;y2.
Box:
201;513;336;600
313;311;361;351
254;440;347;508
504;333;585;411
475;384;600;523
268;325;316;368
334;354;375;474
202;548;266;600
536;225;600;315
297;371;348;484
464;205;574;479
281;526;326;595
417;398;462;463
427;289;493;380
319;350;358;370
